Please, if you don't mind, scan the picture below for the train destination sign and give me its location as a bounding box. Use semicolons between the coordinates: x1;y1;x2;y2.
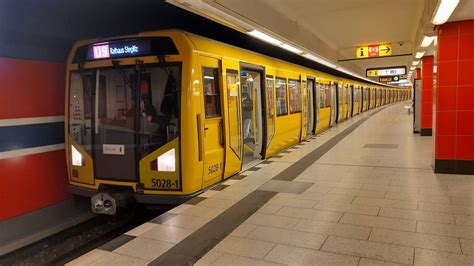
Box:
357;43;392;58
84;37;179;61
366;66;406;77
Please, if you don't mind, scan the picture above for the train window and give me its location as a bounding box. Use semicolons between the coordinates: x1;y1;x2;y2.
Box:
202;67;221;118
318;83;326;108
289;79;301;113
226;69;241;157
266;76;275;146
325;85;331;107
276;77;288;116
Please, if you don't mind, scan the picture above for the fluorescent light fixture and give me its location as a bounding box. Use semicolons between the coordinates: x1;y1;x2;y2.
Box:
280;43;303;54
248;30;282;46
432;0;460;25
410;66;416;71
415;51;426;58
421;36;435;47
302;53;338;69
412;60;420;66
157;148;176;172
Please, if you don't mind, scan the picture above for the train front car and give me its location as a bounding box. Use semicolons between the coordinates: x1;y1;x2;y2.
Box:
65;31;199;214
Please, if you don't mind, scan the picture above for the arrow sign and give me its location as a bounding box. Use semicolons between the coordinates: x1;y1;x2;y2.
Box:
378;44;392;56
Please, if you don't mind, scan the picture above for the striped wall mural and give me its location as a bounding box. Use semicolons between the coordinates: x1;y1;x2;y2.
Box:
0;58;69;221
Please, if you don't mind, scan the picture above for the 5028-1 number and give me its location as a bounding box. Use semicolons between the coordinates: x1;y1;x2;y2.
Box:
151;178;179;189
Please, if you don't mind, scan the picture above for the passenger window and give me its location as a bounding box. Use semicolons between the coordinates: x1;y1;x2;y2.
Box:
325;85;331;107
318;83;326;108
266;75;275;146
226;69;241;157
276;78;288;116
202;67;221;118
289;79;301;113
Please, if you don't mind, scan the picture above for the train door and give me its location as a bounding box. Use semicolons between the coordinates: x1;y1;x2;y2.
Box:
199;56;225;185
350;85;354;117
240;66;265;164
330;83;337;126
306;77;316;135
346;85;352;119
223;65;243;178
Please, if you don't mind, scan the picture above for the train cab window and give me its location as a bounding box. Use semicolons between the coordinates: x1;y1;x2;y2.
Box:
276;77;288;116
289;79;301;113
202;67;221;118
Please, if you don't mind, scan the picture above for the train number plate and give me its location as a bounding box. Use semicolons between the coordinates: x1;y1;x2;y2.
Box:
103;144;125;155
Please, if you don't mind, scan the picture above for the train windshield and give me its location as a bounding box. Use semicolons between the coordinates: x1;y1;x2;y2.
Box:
69;64;180;180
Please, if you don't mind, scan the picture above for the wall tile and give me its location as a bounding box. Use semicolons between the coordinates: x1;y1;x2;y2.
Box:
456;136;474;160
439;22;459;38
436;111;456;136
438;61;458;87
437;86;457;111
438;36;459;62
459;35;474;60
456;111;474;135
458;60;474;86
457;86;474;110
435;135;456;160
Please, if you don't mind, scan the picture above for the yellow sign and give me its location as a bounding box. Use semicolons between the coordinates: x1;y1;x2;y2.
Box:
356;43;392;58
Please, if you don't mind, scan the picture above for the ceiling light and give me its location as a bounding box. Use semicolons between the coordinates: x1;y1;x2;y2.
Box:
302;53;338;69
248;30;282;46
421;36;435;47
432;0;460;25
280;43;303;54
412;61;420;66
410;66;416;71
415;51;426;58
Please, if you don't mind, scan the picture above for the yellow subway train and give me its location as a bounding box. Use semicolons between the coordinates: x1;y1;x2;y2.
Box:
65;29;410;214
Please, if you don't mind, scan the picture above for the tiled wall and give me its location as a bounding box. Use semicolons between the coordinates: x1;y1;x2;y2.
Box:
421;56;434;132
0;58;69;220
435;20;474;168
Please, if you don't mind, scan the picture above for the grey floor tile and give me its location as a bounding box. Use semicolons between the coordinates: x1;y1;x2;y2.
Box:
294;219;371;240
379;207;456;224
370;228;462;253
461;238;474;256
139;224;193;243
275;206;342;222
321;236;414;265
98;235;136;251
267;196;318;208
245;213;300;229
230;223;258;237
258;180;313;194
247;225;327;250
417;221;474;239
163;214;211;230
358;258;405;266
414;248;474;265
352;197;417;210
212;253;282;266
263;243;359;265
340;213;416;232
113;237;173;261
214;236;276;259
314;202;380;215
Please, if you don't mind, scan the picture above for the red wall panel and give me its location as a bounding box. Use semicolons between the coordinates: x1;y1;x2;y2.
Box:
421;56;434;129
0;58;65;119
0;150;70;220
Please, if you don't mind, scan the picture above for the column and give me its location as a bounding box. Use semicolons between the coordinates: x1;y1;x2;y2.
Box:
421;56;434;136
435;20;474;174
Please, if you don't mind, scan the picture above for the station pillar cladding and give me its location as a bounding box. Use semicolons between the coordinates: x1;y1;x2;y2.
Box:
434;20;474;174
421;56;434;136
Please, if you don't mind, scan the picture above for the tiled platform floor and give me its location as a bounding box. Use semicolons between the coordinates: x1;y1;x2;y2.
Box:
68;103;474;266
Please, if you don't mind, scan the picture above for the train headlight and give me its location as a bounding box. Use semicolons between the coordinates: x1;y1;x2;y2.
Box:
157;148;175;172
71;145;83;166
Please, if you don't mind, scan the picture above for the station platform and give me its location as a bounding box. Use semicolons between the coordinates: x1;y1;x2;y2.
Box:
68;102;474;265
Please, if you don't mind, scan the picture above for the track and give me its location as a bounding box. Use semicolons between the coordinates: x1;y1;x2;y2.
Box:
0;202;168;265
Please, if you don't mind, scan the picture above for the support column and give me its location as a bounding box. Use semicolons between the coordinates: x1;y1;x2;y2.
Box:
435;20;474;174
421;56;433;136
